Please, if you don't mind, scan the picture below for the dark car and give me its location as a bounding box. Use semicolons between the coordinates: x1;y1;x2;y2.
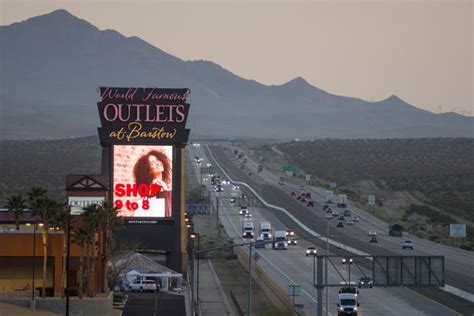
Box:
358;276;373;288
336;221;344;228
323;204;329;210
290;191;296;196
307;200;314;207
341;257;353;264
369;236;378;243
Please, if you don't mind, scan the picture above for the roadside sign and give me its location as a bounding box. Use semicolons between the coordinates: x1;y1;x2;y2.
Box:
368;195;375;205
282;164;297;172
288;284;301;296
329;182;337;188
305;174;311;181
285;171;294;176
449;224;466;238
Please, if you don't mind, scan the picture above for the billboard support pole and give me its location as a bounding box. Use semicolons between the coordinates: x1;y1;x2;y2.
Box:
247;244;253;316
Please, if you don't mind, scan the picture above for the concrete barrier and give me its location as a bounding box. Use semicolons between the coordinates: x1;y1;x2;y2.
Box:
234;247;293;312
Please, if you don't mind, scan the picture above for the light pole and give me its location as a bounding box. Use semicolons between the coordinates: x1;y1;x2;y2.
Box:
190;233;200;305
27;221;37;303
247;243;253;316
325;217;331;316
65;205;72;316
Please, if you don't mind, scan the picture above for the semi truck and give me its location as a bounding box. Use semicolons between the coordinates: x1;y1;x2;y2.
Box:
389;223;403;237
242;221;255;239
325;191;333;203
337;195;347;208
259;222;272;240
272;230;288;250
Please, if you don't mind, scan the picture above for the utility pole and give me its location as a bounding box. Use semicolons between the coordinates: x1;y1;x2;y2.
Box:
247;244;253;316
316;255;323;316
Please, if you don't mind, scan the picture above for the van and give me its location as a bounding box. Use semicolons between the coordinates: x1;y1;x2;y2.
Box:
337;293;359;316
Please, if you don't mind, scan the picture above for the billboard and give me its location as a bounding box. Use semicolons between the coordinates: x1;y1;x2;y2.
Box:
113;145;173;218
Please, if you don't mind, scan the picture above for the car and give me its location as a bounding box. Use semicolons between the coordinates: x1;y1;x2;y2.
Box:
239;207;249;215
358;276;373;288
338;215;345;221
307;200;314;207
351;216;360;222
288;238;298;246
369;236;378;243
129;279;158;292
344;210;351;217
255;236;266;248
306;246;317;256
336;221;344;228
368;230;377;237
221;180;230;185
323;204;329;210
290;191;296;196
332;210;339;217
300;197;307;203
342;257;353;264
232;185;240;190
214;184;223;192
240;194;248;199
402;240;414;250
206;163;212;167
230;197;236;203
286;229;295;237
278;180;286;185
244;212;253;218
325;213;333;219
345;218;354;225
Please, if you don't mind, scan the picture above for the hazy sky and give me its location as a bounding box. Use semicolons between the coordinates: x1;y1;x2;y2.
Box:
1;0;472;115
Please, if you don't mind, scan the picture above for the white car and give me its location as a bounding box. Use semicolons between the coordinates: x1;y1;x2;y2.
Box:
351;216;360;222
325;213;333;219
306;246;317;256
129;280;158;292
345;218;354;225
402;240;414;250
332;210;339;217
239;207;249;215
368;230;377;237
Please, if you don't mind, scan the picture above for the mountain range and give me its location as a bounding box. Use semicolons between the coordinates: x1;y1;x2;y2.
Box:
1;9;472;140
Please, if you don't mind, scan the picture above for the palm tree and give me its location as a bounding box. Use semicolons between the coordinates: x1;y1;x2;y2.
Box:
72;226;92;299
27;186;61;298
99;202;123;292
51;205;70;298
82;204;103;297
5;194;27;230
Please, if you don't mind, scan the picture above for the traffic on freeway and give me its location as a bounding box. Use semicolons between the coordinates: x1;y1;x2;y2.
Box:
187;143;466;316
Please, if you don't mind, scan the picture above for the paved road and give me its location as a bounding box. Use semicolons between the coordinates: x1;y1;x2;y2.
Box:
122;292;185;316
188;145;462;316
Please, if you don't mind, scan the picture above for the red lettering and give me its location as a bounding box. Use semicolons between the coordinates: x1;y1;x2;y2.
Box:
115;183;125;197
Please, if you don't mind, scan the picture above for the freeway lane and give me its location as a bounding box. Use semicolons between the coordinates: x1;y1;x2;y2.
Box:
189;146;459;315
204;144;474;315
242;153;474;277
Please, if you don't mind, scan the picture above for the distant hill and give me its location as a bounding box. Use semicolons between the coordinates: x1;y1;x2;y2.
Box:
1;9;473;140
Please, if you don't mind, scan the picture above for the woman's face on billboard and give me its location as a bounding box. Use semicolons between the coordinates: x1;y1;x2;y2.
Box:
148;155;164;174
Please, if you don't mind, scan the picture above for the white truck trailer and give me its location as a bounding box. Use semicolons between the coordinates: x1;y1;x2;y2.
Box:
272;230;288;250
242;221;255;239
259;222;272;240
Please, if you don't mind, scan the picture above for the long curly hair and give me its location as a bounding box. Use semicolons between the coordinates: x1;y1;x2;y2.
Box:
133;150;172;187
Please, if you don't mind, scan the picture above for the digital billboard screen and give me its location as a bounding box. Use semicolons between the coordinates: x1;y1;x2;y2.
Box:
113;145;173;218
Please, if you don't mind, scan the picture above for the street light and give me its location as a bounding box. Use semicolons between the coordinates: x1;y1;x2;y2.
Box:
190;233;201;305
26;221;37;303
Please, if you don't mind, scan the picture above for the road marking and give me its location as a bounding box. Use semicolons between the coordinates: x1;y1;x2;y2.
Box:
205;145;474;304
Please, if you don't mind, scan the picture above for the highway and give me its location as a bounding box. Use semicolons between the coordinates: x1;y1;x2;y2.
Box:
187;144;463;316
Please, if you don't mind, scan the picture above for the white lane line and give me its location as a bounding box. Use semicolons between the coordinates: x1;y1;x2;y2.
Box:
217;191;325;312
206;145;474;303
